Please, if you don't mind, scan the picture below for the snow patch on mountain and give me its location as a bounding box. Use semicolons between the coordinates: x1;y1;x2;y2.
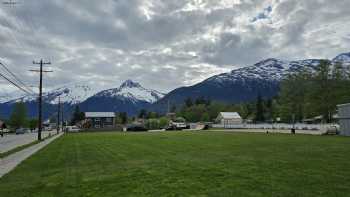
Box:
95;80;165;103
333;52;350;63
3;81;100;105
205;52;350;87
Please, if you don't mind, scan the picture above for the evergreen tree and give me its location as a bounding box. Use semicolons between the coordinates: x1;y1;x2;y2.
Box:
138;109;147;119
29;119;39;131
201;112;210;122
255;94;265;122
278;68;312;122
71;106;85;125
309;60;333;122
9;102;28;129
119;112;128;124
184;97;193;108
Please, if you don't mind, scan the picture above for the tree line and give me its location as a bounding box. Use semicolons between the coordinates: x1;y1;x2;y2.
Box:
278;60;350;123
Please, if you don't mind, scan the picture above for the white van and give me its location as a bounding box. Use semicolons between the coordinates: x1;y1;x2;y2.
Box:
66;126;81;132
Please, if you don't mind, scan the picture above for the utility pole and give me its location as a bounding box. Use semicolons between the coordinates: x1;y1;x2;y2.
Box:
61;103;64;132
30;59;52;141
57;96;60;134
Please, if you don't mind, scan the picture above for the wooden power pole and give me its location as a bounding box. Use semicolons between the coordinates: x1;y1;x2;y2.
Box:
57;96;60;134
30;59;52;140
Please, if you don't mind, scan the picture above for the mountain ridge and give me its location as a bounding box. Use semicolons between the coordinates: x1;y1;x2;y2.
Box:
152;52;350;112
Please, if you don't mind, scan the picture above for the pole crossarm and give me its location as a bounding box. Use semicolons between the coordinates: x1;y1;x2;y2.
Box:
2;0;18;6
29;70;53;73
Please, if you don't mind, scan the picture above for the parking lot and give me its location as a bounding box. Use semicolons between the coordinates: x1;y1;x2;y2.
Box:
0;131;57;154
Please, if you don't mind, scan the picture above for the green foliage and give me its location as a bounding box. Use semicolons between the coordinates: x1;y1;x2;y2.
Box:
147;112;158;119
9;102;28;129
159;117;169;128
145;119;159;130
278;69;312;122
176;98;251;123
29;119;39;131
278;61;350;123
116;112;128;124
138;109;147;119
70;106;85;125
255;94;265;122
201;112;210;122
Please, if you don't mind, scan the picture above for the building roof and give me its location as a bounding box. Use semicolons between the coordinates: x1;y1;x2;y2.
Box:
85;112;116;118
219;112;242;119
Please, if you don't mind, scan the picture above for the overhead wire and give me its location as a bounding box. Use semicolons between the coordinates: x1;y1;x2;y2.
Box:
0;70;32;95
0;61;36;95
0;1;38;96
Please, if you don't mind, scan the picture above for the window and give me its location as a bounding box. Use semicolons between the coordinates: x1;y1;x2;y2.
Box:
106;118;112;123
95;118;101;122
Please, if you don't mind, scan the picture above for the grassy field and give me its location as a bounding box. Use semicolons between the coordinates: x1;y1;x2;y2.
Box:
0;131;349;197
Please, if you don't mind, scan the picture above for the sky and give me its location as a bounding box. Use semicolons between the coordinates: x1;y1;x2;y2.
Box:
0;0;349;96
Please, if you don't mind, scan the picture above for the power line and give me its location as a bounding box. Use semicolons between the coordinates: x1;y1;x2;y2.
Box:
0;62;35;94
0;70;32;95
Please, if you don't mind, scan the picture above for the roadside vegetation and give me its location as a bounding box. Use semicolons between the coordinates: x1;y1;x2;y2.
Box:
1;102;38;132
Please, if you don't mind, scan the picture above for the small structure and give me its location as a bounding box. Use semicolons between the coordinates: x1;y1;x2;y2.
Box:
216;112;243;125
85;112;116;129
338;103;350;136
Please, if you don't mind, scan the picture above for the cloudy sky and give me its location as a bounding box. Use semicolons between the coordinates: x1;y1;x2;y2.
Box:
0;0;349;96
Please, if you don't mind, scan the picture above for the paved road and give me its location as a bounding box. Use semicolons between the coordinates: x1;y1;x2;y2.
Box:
0;131;57;154
0;133;63;178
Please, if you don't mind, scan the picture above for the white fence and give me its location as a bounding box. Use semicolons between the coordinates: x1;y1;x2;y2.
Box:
213;123;339;132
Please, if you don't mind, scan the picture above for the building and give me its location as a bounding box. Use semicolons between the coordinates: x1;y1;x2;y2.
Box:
84;112;116;129
216;112;243;125
338;103;350;136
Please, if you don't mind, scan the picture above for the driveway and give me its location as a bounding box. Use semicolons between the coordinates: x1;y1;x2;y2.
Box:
0;131;57;154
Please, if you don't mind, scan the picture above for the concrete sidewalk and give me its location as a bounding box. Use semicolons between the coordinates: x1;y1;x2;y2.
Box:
0;131;57;154
0;133;63;178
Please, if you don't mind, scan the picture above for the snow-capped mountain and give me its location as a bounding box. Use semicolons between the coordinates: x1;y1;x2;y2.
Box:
204;58;321;85
3;82;98;105
79;80;165;115
94;80;165;104
0;79;165;118
154;52;350;110
333;52;350;63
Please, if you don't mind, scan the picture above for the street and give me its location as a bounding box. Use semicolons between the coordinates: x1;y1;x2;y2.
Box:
0;131;57;154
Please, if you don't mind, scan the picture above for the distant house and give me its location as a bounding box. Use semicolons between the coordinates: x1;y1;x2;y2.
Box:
85;112;116;129
216;112;243;125
338;103;350;136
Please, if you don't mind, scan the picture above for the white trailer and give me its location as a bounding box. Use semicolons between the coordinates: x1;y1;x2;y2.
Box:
338;103;350;136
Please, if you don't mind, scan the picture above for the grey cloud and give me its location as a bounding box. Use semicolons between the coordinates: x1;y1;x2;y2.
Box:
0;0;349;94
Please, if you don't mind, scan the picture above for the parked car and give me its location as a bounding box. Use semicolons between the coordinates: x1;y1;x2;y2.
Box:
15;128;30;135
66;126;81;132
166;121;187;130
126;124;148;132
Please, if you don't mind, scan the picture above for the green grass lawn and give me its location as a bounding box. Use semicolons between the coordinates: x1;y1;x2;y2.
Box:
0;132;350;197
